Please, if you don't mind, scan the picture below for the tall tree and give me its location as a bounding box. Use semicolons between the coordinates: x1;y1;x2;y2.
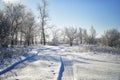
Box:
38;0;49;45
23;11;35;46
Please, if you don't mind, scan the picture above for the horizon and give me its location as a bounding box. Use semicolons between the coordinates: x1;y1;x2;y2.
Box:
1;0;120;37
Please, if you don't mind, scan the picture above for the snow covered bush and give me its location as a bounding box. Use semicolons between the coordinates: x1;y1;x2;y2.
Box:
85;45;120;54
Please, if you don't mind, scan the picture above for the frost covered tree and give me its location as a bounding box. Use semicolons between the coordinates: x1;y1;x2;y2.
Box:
3;2;38;46
78;27;83;44
51;26;60;45
0;10;10;47
65;27;77;46
4;2;25;45
82;29;88;44
88;26;96;44
38;0;49;45
101;29;120;48
22;11;35;46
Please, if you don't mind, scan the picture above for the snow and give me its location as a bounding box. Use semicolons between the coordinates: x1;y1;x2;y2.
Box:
0;45;120;80
8;60;60;80
57;57;64;80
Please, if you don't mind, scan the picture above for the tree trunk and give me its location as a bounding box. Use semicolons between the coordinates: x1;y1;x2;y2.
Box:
80;37;82;44
43;31;46;45
15;32;18;45
11;34;14;46
40;32;43;44
42;21;46;45
20;27;22;45
70;40;73;46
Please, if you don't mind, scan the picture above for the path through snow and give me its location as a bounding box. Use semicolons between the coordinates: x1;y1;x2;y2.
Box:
0;45;120;80
62;57;74;80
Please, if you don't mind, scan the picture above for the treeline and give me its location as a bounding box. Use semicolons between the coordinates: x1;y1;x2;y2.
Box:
64;26;97;46
0;0;120;49
58;26;120;48
101;29;120;48
51;26;120;49
0;0;48;47
0;3;35;47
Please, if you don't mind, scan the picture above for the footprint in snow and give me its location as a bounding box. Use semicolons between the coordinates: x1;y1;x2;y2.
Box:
51;70;54;72
53;73;56;75
48;65;51;67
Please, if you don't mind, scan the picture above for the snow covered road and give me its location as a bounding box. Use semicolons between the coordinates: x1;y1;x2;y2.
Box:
0;45;120;80
62;58;74;80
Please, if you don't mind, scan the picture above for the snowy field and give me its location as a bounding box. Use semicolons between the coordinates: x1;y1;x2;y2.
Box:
0;45;120;80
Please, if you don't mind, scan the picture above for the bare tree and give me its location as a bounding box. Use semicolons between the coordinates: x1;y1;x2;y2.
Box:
60;29;67;43
82;29;88;44
38;0;49;45
51;26;60;45
88;26;96;44
32;23;40;45
101;29;120;48
65;27;77;46
78;27;83;44
22;11;35;46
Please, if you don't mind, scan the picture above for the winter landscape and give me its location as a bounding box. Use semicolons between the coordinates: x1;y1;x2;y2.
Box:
0;45;120;80
0;0;120;80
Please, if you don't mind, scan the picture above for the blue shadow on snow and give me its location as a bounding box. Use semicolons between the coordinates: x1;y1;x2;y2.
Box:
0;54;37;75
57;57;64;80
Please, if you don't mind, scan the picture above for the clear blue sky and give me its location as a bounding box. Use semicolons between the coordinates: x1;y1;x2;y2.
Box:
1;0;120;37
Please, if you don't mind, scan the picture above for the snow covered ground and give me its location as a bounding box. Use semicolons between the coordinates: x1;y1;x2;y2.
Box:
0;45;120;80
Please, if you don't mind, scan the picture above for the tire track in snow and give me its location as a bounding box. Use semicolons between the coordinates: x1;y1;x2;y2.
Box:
0;54;37;75
62;57;74;80
0;48;42;75
57;57;64;80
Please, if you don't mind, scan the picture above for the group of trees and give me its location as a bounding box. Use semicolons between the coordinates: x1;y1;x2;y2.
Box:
0;0;48;47
63;26;120;48
51;26;120;49
0;0;120;49
0;2;36;46
101;29;120;48
64;26;97;46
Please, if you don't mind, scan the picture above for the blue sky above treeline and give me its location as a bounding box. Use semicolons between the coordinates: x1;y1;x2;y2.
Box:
1;0;120;37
